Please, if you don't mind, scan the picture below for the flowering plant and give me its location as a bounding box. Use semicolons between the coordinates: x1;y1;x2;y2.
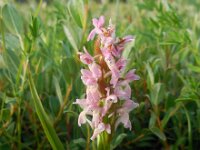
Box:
74;16;140;149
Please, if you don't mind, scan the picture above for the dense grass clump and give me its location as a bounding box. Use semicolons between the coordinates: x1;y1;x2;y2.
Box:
0;0;200;149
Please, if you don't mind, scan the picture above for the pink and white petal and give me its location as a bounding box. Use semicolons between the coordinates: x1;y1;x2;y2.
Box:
125;69;140;82
89;63;102;79
122;35;134;44
81;69;92;77
106;94;118;103
104;37;114;47
87;29;96;41
123;99;139;111
90;123;105;140
110;45;119;57
92;111;101;128
105;124;111;134
102;101;112;116
73;99;87;109
104;56;119;75
79;47;94;64
124;120;132;130
81;69;97;85
115;112;129;130
101;47;111;58
86;88;101;104
98;16;105;27
92;18;99;27
81;76;96;86
78;111;87;126
95;28;103;35
114;81;131;99
110;73;119;87
116;58;127;71
80;54;93;65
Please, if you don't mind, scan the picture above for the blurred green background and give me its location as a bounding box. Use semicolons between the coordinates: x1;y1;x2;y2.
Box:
0;0;200;149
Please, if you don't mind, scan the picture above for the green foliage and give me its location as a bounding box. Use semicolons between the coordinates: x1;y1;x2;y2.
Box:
0;0;200;149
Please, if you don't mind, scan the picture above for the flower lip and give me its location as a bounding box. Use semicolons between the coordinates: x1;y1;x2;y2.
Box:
79;47;94;65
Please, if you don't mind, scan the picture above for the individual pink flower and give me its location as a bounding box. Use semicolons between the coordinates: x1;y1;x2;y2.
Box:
79;47;94;65
115;100;139;130
81;69;97;86
116;58;127;71
87;16;105;41
125;69;140;82
90;123;111;140
113;35;135;57
114;81;131;100
80;63;102;86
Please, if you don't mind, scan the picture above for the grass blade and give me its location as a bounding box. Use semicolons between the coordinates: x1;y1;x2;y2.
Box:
28;71;64;150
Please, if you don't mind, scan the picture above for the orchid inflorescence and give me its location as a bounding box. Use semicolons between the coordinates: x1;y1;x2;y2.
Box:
74;16;140;140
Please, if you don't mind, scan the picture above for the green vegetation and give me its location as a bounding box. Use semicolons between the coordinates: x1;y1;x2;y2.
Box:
0;0;200;149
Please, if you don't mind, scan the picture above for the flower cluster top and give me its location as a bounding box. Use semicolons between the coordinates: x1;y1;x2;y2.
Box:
74;16;140;140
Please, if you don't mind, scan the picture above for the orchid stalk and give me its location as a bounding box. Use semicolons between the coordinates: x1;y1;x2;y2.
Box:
74;16;140;149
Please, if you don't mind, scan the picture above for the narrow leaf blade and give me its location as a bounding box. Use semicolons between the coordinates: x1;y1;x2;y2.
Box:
28;72;64;150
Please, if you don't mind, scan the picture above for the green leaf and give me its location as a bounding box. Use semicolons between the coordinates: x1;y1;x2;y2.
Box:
182;105;192;149
111;133;127;149
149;111;157;128
3;48;20;76
63;25;78;52
53;76;63;105
122;38;135;59
28;72;64;150
49;96;60;117
2;4;23;34
146;63;154;88
150;83;164;106
161;104;181;129
187;64;200;73
29;16;41;39
67;0;84;28
150;127;166;141
4;34;21;50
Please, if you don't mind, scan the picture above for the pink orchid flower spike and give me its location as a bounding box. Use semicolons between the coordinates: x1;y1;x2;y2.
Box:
75;16;140;142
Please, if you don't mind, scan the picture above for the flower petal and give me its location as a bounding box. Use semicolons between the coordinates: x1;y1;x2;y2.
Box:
122;35;134;44
73;99;87;109
116;58;127;71
81;69;96;85
87;29;96;41
92;18;99;27
89;63;102;80
106;94;118;103
90;123;105;140
79;47;94;64
125;69;140;82
98;16;105;27
114;81;131;100
78;111;87;126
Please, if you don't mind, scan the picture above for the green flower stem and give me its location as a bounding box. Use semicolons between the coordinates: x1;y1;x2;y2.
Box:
97;132;111;150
